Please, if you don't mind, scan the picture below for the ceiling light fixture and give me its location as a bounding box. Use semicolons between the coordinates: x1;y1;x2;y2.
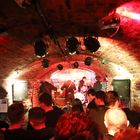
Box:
57;64;63;70
84;57;93;66
42;59;49;68
66;37;79;55
34;39;48;58
72;61;79;68
84;36;100;53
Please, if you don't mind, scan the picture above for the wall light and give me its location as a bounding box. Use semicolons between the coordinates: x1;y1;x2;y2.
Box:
84;37;100;53
66;37;79;55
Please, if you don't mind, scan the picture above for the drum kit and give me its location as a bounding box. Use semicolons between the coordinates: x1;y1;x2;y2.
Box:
54;84;88;106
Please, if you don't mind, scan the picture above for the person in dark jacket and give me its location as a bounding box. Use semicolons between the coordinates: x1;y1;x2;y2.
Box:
55;111;103;140
86;88;97;111
5;102;37;140
61;80;76;104
28;107;55;140
38;92;64;128
88;91;108;136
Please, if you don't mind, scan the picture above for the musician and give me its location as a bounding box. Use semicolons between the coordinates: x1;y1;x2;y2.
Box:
93;76;102;92
39;81;57;96
61;80;76;104
78;76;87;93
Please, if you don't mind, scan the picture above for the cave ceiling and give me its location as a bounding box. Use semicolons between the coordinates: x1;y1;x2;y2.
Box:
0;0;140;81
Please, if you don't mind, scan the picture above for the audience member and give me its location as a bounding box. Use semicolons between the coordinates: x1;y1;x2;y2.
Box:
119;100;140;129
104;108;129;140
105;90;140;128
86;88;97;111
113;127;140;140
7;102;25;129
28;107;55;140
93;76;102;92
38;92;64;128
71;98;84;112
104;91;120;108
88;91;108;135
55;111;103;140
4;102;36;140
94;90;106;106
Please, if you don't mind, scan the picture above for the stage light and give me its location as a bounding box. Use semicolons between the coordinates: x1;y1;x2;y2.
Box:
84;37;100;53
34;39;47;58
42;59;49;68
84;57;92;66
66;37;79;55
72;61;79;68
57;64;63;70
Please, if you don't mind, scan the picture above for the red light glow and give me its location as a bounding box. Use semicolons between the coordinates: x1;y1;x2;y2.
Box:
116;2;140;20
116;9;140;20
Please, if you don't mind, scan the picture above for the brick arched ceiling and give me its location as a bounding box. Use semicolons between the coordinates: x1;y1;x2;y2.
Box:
0;0;140;83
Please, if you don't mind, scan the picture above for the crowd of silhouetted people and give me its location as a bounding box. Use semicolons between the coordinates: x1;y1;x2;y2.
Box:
0;87;140;140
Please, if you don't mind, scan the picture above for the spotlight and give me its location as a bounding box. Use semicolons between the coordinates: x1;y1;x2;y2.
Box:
66;37;79;55
72;61;79;68
34;39;47;58
84;37;100;53
42;59;49;68
57;64;63;70
84;57;92;66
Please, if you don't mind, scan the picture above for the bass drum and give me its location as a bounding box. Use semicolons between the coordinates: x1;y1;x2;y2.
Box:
74;92;85;104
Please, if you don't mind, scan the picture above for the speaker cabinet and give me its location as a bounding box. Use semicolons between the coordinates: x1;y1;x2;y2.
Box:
112;79;130;105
